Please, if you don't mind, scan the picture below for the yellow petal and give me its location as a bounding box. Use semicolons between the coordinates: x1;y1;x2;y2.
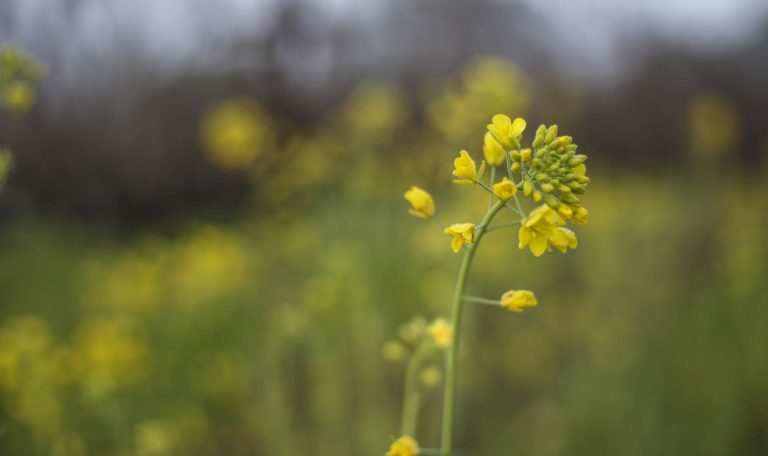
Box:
518;225;531;248
451;235;463;253
530;236;548;257
510;117;527;138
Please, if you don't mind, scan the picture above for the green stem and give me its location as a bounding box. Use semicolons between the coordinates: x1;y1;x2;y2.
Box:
488;167;496;208
440;200;505;455
401;343;428;436
485;220;522;233
463;296;501;306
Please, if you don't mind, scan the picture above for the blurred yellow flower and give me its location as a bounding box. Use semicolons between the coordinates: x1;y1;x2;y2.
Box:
518;205;566;256
403;186;435;219
444;223;475;253
200;98;274;170
419;365;443;388
399;316;427;343
500;290;538;313
493;177;517;201
452;150;483;184
688;92;740;156
340;83;407;140
2;80;35;114
386;435;419;456
75;316;147;390
427;318;453;348
487;114;526;148
382;341;408;362
482;131;505;166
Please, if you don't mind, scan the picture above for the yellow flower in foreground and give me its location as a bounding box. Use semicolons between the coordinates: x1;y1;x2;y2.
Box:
427;318;453;348
492;177;517;201
482;132;505;166
444;223;475;253
403;186;435;219
452;150;484;184
386;435;419;456
549;227;578;253
487;114;526;148
500;290;538;312
518;205;566;256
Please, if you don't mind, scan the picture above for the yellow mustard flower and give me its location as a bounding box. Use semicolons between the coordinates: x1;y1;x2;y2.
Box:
452;150;484;184
444;223;475;253
386;435;419;456
571;206;589;225
500;290;538;312
403;186;435;219
549;227;578;253
518;205;565;256
487;114;526;148
482;131;505;166
427;318;453;348
492;177;517;201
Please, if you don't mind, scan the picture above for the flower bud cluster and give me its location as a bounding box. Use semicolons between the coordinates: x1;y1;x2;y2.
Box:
514;124;590;223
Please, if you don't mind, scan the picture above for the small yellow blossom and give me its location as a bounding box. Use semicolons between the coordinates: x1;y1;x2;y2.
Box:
419;365;443;388
382;341;407;362
571;206;589;224
482;132;505;166
386;435;419;456
427;318;453;348
403;186;435;219
452;150;484;184
492;177;518;201
398;316;427;343
520;148;532;162
549;227;578;253
500;290;538;312
444;223;475;253
518;205;566;256
557;204;573;219
487;114;526;148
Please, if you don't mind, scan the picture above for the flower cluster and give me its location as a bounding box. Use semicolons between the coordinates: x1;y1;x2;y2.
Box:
397;113;591;454
514;124;590;223
518;204;578;256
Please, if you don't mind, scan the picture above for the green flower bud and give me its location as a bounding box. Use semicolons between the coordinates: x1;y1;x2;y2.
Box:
544;193;560;209
562;193;580;204
510;150;521;162
568;155;587;167
557;184;571;193
523;180;533;196
541;183;554;193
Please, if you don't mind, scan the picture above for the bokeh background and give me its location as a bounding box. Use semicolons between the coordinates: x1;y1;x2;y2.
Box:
2;0;768;454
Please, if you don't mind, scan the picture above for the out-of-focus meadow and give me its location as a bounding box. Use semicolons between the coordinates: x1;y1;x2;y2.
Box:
2;1;768;455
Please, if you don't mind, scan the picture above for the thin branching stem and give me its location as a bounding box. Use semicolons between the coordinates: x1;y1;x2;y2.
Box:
441;199;506;455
